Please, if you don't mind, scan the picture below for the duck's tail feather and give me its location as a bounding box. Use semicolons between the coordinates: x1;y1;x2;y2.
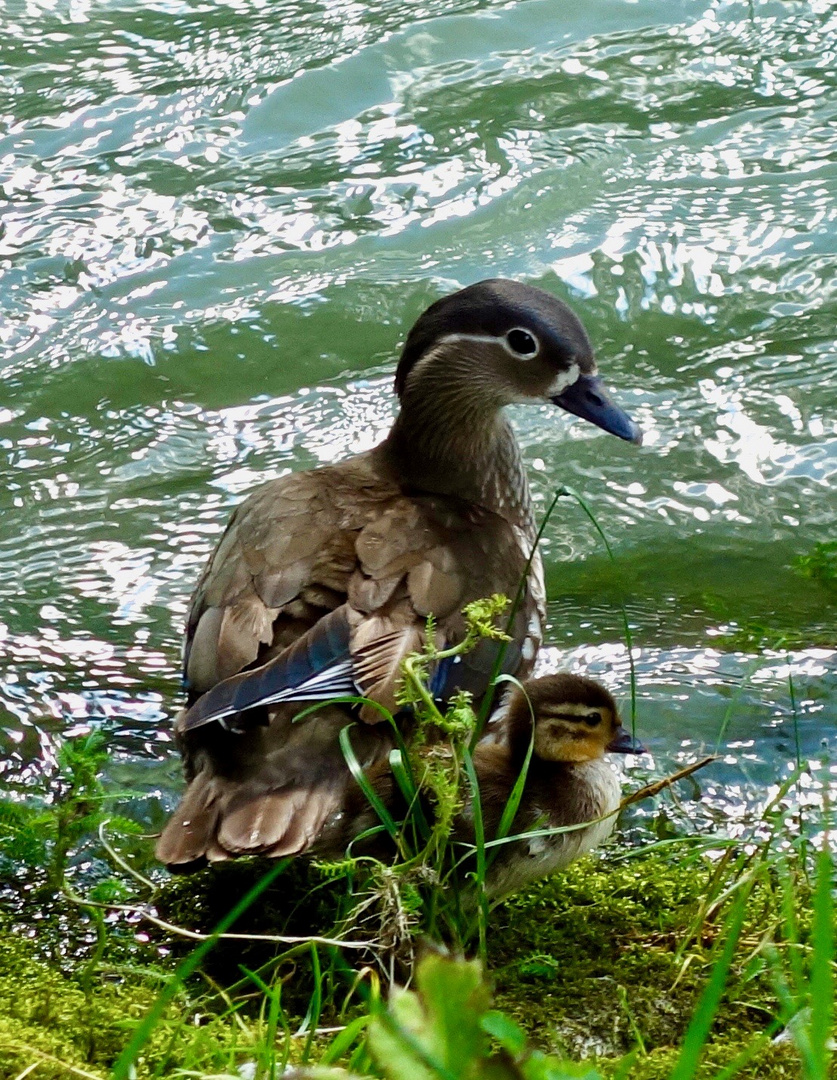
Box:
154;771;221;869
217;786;338;857
156;776;340;869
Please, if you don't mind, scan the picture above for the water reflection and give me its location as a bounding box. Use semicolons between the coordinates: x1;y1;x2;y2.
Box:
546;640;837;837
1;0;836;833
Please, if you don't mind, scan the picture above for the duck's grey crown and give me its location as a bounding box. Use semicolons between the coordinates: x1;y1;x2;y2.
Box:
394;279;594;397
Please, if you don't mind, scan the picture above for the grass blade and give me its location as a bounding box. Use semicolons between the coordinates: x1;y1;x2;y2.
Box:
300;942;323;1064
490;684;535;862
475;488;564;739
668;879;752;1080
240;964;289;1079
112;859;289;1080
389;748;431;846
339;724;401;849
561;485;637;732
713;658;760;756
808;842;834;1078
319;1014;371;1066
462;747;488;961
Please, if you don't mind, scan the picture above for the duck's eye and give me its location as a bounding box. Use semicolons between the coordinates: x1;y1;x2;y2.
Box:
583;712;602;728
505;328;539;357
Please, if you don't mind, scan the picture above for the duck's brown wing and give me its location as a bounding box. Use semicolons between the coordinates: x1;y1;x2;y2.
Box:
183;460;382;696
180;480;541;732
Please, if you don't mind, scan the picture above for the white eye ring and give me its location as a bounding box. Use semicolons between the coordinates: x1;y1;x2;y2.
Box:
504;327;540;358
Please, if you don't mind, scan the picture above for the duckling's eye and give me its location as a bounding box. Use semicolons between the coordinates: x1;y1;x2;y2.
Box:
583;712;602;728
505;328;539;358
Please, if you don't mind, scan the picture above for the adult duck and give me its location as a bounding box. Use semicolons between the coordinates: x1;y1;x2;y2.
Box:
156;279;641;869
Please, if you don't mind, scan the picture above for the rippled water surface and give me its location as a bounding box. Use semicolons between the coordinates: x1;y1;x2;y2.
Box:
2;0;836;836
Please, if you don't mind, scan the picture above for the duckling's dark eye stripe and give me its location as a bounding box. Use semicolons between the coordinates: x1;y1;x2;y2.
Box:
539;708;605;726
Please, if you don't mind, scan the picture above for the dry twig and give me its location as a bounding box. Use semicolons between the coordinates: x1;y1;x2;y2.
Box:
621;755;719;808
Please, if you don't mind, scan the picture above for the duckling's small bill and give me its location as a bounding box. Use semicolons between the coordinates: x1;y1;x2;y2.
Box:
607;728;646;754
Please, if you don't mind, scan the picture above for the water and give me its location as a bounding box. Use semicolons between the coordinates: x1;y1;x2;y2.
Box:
1;0;835;841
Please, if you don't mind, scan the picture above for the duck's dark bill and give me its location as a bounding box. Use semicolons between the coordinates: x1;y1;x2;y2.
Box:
607;728;646;754
552;374;642;445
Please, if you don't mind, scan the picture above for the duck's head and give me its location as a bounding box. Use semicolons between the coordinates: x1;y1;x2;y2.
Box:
394;279;641;444
505;673;646;764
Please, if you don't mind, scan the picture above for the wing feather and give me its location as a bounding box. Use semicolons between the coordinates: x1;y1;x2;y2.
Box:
181;605;354;731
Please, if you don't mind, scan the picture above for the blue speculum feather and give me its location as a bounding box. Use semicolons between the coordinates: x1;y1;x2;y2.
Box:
428;639;522;706
184;610;524;731
183;606;355;730
429;657;455;700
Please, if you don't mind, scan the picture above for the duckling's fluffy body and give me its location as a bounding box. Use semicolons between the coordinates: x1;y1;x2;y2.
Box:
470;673;636;896
473;752;622;898
157;281;640;870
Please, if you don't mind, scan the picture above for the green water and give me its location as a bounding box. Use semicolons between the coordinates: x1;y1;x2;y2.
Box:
1;0;835;833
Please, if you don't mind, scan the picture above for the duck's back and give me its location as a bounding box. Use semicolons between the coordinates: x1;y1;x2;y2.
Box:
183;448;540;711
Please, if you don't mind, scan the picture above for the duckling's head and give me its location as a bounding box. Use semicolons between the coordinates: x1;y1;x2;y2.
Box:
395;279;641;444
505;673;645;764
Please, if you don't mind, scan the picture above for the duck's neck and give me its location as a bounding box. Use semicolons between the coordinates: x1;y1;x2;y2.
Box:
380;354;534;532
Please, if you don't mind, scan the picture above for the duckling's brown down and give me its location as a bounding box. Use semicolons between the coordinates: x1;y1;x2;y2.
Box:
314;673;642;896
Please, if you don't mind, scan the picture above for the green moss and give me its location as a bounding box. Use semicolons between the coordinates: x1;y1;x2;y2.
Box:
487;857;706;1057
0;916;313;1079
0;845;832;1079
599;1040;805;1080
484;852;828;1075
0;927;163;1079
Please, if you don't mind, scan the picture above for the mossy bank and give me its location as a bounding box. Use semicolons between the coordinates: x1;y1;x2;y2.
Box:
0;842;829;1080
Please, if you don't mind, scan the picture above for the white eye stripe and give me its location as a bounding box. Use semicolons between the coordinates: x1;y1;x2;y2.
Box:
436;331;541;361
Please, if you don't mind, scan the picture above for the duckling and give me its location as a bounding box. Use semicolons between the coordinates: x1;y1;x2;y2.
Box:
466;673;643;897
156;280;641;870
315;673;643;897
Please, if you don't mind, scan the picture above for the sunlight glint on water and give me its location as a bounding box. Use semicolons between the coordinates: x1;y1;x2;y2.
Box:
1;0;835;840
